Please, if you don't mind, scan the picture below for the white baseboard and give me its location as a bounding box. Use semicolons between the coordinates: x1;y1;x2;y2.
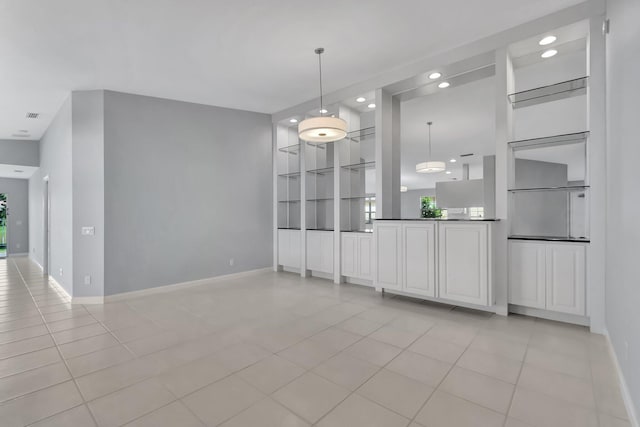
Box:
8;252;29;257
105;267;271;302
29;255;44;273
73;296;104;305
604;330;639;427
47;275;72;301
508;304;590;327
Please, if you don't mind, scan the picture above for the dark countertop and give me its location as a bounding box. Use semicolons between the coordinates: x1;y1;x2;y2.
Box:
508;235;590;243
375;218;500;222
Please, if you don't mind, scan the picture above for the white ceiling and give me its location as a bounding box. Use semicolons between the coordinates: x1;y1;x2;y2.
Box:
0;164;38;179
0;0;585;140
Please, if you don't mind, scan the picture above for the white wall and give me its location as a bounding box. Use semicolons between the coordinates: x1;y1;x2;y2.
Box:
605;0;640;419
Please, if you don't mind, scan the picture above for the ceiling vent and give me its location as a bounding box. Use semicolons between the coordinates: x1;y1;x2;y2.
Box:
460;153;474;157
12;133;31;138
25;112;40;119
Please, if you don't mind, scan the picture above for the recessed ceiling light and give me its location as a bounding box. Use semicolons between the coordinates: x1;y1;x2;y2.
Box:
438;82;450;89
449;158;457;163
18;130;29;133
356;97;366;103
428;72;442;80
289;118;298;123
541;49;558;58
539;35;557;46
400;186;408;193
445;171;452;175
368;103;376;109
319;108;328;114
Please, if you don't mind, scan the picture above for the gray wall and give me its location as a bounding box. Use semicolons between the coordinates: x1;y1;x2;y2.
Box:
103;91;272;295
29;97;74;295
72;91;105;298
0;178;29;254
0;139;39;167
605;0;640;417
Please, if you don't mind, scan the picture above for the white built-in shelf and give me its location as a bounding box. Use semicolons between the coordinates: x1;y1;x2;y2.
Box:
509;131;589;149
508;77;588;108
345;126;375;143
278;144;301;155
306;166;334;175
278;171;301;178
508;185;589;193
341;161;376;171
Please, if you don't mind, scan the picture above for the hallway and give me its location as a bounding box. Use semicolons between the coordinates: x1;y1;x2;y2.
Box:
0;256;630;426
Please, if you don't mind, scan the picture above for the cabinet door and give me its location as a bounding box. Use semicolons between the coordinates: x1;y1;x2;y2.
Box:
341;234;358;278
375;222;402;289
278;230;300;268
508;241;546;309
357;234;373;281
438;223;489;306
307;231;333;274
546;243;586;315
403;223;436;297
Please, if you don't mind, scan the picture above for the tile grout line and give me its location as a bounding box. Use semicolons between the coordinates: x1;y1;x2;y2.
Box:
8;258;101;427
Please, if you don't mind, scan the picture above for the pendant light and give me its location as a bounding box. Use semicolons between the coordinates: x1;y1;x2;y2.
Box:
298;48;347;143
416;121;446;173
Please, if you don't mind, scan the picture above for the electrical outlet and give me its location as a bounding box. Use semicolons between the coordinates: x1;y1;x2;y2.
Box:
229;258;235;266
59;267;63;277
84;275;91;285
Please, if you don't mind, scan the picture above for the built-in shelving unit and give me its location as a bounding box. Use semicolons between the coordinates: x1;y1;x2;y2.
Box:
306;141;335;231
276;127;301;230
508;76;588;108
340;128;376;232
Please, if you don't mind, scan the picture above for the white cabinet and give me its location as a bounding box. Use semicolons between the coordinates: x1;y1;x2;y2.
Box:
374;222;402;289
545;243;586;315
278;229;301;269
403;223;436;297
508;240;586;316
509;240;546;309
358;233;373;280
341;232;374;281
438;222;490;306
306;230;334;274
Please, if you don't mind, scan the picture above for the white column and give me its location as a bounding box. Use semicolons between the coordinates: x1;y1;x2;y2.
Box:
587;15;606;334
493;47;514;316
272;124;279;271
300;140;308;278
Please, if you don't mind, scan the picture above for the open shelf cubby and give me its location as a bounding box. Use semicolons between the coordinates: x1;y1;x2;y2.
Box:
508;76;588;108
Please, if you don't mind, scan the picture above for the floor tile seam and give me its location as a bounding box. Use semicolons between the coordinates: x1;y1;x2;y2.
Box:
404;324;477;425
10;258;101;427
0;362;72;405
19;403;92;427
82;370;183;425
0;326;51;346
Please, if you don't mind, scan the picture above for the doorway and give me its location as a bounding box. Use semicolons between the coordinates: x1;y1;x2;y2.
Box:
0;193;6;258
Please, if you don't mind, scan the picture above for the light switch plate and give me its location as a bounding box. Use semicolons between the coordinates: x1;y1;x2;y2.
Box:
81;226;95;236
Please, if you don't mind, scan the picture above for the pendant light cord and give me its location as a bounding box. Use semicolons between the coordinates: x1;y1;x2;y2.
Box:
427;121;433;159
315;47;325;116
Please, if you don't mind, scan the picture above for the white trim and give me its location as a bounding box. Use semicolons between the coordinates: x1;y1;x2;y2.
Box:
8;252;29;257
72;296;104;305
604;330;640;427
509;304;590;326
105;267;271;302
29;255;44;272
47;275;72;301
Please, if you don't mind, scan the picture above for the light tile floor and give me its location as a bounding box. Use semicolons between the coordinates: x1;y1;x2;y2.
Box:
0;257;630;427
